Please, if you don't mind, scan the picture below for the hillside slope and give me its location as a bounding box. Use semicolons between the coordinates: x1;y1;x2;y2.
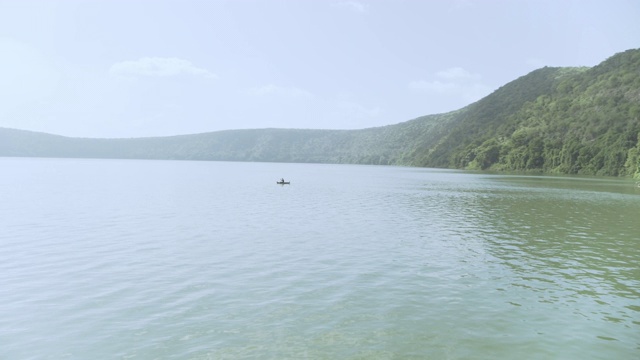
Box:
1;49;639;177
0;111;460;165
420;48;640;177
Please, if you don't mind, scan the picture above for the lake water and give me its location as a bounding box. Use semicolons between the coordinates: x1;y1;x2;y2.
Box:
1;157;639;359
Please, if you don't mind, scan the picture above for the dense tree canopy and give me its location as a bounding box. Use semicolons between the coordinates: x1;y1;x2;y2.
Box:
2;49;639;178
424;49;640;177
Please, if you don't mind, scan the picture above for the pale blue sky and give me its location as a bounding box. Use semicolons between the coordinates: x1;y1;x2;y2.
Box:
1;0;638;138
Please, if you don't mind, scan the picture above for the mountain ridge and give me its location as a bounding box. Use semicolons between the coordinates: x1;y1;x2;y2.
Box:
2;48;639;178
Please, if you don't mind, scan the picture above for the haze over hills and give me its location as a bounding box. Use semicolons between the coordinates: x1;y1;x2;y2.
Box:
1;49;639;178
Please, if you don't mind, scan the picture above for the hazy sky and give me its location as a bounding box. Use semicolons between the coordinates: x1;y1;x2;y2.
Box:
1;0;638;138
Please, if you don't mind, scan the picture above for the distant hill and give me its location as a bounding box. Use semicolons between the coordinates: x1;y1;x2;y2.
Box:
1;48;639;178
0;114;457;165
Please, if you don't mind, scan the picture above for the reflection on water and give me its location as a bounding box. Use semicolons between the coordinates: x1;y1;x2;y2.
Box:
1;159;638;359
407;173;640;350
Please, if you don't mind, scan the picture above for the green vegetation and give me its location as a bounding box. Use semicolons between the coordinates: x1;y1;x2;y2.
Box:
426;48;640;178
1;49;639;178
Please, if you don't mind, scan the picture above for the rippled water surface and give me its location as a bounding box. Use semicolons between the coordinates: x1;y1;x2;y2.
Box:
1;158;639;359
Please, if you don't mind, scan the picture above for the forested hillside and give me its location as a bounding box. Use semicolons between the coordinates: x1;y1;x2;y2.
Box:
1;49;639;178
0;111;457;165
423;48;640;177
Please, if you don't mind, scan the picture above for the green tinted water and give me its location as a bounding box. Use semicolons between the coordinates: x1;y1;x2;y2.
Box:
1;158;638;359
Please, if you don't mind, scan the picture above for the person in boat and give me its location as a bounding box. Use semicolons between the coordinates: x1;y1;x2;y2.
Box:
280;178;285;183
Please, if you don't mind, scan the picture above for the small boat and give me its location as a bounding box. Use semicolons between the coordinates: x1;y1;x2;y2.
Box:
277;181;290;185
